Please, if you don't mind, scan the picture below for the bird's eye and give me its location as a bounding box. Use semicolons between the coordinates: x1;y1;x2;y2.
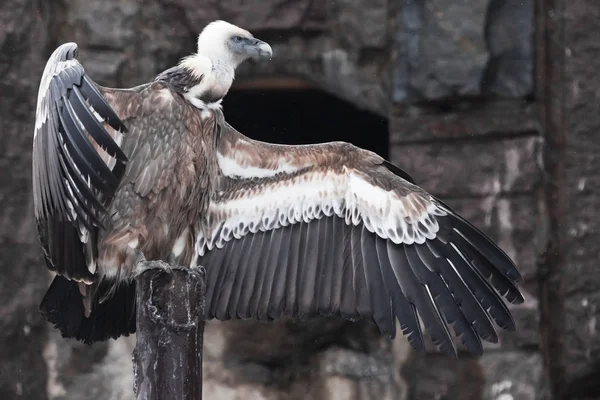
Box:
233;36;243;43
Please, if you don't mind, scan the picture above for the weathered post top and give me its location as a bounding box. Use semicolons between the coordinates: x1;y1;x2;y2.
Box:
133;262;206;400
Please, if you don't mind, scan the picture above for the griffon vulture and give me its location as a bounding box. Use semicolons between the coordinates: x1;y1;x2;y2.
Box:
33;20;523;356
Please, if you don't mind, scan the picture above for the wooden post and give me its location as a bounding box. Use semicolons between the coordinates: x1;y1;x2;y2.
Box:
133;261;206;400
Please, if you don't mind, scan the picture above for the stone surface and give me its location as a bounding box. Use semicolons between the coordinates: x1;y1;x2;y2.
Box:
163;0;327;33
403;353;484;399
562;291;600;399
482;0;534;98
49;336;135;400
63;0;391;117
479;351;544;400
42;317;410;399
393;0;534;103
0;0;58;398
201;319;407;399
560;2;600;397
390;135;542;198
389;101;539;143
65;0;193;86
403;351;543;400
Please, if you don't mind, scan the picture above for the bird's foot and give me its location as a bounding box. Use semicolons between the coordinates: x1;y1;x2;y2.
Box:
133;257;185;276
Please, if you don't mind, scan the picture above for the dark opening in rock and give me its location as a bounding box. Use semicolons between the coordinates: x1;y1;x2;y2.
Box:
223;87;389;159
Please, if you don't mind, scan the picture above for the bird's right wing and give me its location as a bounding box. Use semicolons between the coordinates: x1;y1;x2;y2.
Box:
197;123;524;356
33;42;129;282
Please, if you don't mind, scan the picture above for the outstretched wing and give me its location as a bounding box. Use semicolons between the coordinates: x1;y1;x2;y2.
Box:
32;42;128;282
197;123;524;356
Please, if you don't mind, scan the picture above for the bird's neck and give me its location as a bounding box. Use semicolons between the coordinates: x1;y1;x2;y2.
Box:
209;58;236;82
172;53;237;112
197;43;242;70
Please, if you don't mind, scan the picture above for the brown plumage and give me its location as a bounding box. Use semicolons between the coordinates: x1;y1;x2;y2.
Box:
97;83;219;278
34;21;272;342
33;22;523;356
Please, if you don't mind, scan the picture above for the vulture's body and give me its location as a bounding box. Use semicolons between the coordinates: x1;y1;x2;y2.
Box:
33;21;523;356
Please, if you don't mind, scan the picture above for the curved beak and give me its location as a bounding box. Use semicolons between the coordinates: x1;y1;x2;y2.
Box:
245;38;273;60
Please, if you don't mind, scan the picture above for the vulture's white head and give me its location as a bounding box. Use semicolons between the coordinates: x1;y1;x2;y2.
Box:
175;20;272;110
196;20;272;68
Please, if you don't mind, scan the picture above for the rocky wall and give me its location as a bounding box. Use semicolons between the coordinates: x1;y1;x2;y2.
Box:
388;1;545;399
1;0;598;399
559;1;600;397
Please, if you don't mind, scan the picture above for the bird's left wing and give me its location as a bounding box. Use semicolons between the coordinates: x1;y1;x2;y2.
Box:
32;42;128;282
197;123;524;356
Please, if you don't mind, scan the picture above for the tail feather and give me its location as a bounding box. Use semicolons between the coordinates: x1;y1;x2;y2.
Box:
40;275;136;344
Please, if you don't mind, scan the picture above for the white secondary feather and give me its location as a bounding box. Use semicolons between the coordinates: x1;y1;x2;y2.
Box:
217;152;301;178
171;228;189;258
196;168;447;257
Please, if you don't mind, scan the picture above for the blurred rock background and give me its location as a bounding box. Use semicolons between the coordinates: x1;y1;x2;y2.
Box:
0;0;597;399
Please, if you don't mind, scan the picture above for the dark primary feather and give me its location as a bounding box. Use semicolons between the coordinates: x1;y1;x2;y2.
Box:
200;208;524;356
200;158;523;357
382;160;416;185
40;275;136;344
68;83;127;163
33;42;128;282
